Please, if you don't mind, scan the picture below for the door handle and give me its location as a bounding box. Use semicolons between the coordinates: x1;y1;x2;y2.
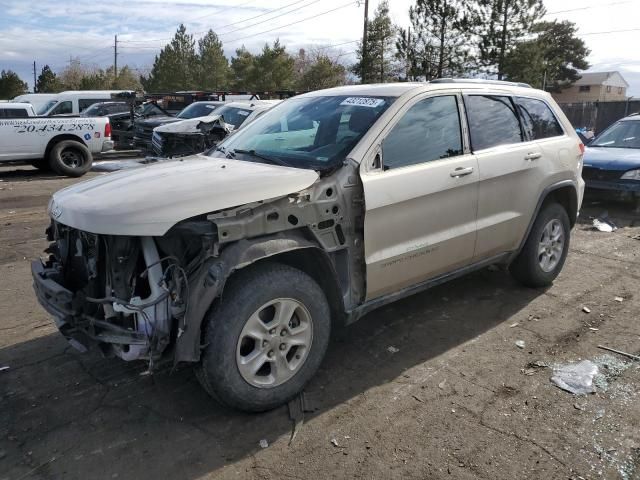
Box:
525;152;541;161
450;166;474;178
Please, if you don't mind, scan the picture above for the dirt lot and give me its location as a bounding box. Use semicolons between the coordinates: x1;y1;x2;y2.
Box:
1;163;639;480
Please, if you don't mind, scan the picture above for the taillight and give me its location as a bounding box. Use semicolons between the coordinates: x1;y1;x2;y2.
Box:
578;142;585;154
105;121;112;138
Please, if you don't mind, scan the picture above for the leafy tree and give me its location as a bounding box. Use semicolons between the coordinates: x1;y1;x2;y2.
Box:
141;24;198;91
399;0;474;80
297;53;346;90
0;70;28;99
36;65;63;93
503;20;590;91
475;0;546;79
353;1;396;83
230;46;255;90
252;40;295;91
59;58;85;90
111;65;143;90
198;30;229;91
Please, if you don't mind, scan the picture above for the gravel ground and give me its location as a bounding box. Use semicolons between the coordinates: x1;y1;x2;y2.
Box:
1;162;639;480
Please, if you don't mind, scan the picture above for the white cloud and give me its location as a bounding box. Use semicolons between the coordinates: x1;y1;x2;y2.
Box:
1;0;639;95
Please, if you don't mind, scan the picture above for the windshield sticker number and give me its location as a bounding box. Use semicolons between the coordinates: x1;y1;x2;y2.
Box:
340;97;385;108
237;110;250;116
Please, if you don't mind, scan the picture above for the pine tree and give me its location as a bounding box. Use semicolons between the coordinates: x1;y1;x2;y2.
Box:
503;20;590;91
353;1;396;83
198;30;229;91
230;46;256;90
252;40;295;91
402;0;474;80
475;0;546;79
0;70;28;99
141;24;198;91
36;65;63;93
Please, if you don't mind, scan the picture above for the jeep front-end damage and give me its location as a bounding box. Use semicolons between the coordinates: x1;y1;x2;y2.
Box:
32;160;365;366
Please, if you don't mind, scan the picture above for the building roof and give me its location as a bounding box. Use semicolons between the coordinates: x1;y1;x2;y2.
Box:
574;71;629;87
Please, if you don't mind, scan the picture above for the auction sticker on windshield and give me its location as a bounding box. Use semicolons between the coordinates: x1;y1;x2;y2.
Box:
340;97;385;108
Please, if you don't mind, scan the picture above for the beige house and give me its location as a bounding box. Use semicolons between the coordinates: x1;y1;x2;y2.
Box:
552;71;629;103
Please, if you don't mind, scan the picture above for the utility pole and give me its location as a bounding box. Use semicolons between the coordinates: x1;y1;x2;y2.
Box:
33;61;37;93
361;0;369;83
114;34;118;79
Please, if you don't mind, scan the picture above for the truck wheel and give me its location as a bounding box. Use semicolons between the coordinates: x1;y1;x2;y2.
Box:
196;263;331;412
509;202;570;288
48;140;92;177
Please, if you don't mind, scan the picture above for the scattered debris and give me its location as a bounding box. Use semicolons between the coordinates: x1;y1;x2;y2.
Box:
0;366;9;372
412;394;424;403
594;409;605;421
582;306;591;314
592;215;618;232
614;296;624;302
509;322;519;328
387;346;399;354
597;345;640;362
593;354;632;391
259;439;269;449
589;327;599;331
551;360;598;395
527;360;549;369
573;403;586;410
330;438;343;448
288;394;305;446
515;340;526;349
438;380;447;390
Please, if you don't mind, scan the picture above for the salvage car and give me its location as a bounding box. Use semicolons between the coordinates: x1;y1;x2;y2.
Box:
151;101;279;157
133;101;223;151
33;80;584;411
582;113;640;202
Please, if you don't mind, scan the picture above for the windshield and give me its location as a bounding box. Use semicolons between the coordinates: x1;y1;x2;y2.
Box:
37;100;58;115
215;105;254;128
210;95;394;170
591;120;640;148
137;103;165;117
177;102;219;119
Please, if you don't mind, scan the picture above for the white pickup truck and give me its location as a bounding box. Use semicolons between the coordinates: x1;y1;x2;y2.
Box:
0;102;114;177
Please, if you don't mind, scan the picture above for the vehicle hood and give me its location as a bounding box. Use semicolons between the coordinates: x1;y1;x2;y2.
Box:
137;116;178;128
49;155;319;236
583;146;640;171
154;114;230;134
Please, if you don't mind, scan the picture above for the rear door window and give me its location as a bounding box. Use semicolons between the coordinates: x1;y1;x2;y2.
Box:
383;95;463;170
2;108;29;118
465;95;523;151
514;97;564;140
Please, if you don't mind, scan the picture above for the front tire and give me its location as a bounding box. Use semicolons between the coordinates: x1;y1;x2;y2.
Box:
196;263;331;412
48;140;92;177
510;202;570;288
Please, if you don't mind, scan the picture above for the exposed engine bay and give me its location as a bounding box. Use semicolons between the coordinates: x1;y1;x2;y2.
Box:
32;162;365;368
151;117;231;158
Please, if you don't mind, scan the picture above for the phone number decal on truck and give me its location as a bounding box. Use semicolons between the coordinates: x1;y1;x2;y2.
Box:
0;119;96;132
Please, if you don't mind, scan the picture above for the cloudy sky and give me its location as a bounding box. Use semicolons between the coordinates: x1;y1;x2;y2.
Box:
1;0;639;94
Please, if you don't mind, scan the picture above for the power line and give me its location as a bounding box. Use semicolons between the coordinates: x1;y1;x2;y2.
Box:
545;0;631;16
579;27;640;36
224;1;360;45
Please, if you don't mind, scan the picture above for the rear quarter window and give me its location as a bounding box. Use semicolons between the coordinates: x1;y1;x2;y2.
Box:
515;97;564;140
0;108;29;118
465;95;523;151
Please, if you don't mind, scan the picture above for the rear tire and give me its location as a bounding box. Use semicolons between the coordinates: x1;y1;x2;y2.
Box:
48;140;92;177
196;263;331;412
510;202;570;288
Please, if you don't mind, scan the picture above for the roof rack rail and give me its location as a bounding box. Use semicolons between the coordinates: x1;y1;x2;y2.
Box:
428;78;532;88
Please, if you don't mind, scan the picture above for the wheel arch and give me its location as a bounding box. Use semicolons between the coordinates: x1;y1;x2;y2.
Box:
174;230;346;364
44;134;87;160
512;180;578;261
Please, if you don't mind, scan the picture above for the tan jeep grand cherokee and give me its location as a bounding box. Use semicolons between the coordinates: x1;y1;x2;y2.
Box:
33;80;585;411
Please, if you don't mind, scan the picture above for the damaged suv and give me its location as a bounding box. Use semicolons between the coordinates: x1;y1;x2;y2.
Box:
33;81;585;412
